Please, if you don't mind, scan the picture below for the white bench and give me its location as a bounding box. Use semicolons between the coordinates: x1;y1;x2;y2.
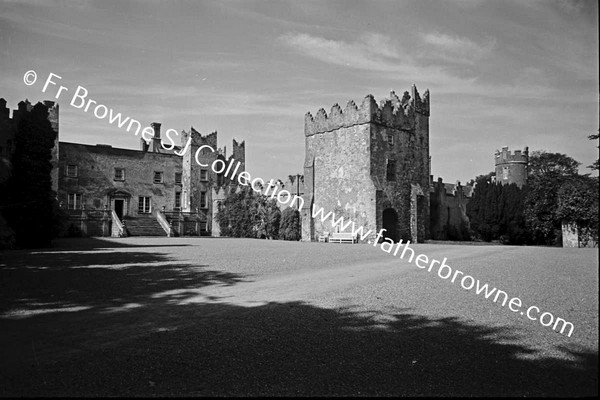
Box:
328;232;357;244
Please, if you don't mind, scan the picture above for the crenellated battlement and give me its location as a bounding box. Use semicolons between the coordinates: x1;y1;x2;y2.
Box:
0;98;59;126
182;127;218;148
494;146;529;165
232;138;245;163
304;85;430;137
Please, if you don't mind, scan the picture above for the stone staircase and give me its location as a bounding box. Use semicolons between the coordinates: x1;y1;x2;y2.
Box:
123;215;167;236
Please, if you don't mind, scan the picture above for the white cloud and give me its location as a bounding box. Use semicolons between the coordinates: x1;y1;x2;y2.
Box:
278;32;407;72
420;32;496;64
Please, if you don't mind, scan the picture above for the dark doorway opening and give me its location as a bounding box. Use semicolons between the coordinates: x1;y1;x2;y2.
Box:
382;208;398;243
114;199;124;220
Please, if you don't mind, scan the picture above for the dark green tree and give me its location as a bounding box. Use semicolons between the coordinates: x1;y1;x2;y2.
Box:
216;185;281;239
588;131;599;172
556;175;599;246
466;174;527;244
524;151;580;246
279;207;301;241
1;103;62;248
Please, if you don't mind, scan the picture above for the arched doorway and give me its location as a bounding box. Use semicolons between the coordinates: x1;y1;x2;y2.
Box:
382;208;398;242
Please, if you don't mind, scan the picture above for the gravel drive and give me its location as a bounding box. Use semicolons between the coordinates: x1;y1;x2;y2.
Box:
0;237;597;396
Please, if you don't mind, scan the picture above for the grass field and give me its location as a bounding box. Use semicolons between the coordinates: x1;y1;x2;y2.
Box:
0;237;597;396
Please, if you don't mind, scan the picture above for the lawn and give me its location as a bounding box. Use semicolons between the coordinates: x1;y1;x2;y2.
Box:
0;237;597;396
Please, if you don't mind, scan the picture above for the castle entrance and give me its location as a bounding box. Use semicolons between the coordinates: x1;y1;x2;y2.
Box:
114;199;124;219
382;208;398;242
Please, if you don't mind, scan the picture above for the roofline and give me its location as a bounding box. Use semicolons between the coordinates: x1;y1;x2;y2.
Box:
59;141;182;157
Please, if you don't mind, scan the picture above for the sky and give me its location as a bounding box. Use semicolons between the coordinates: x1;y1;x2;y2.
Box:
1;0;598;184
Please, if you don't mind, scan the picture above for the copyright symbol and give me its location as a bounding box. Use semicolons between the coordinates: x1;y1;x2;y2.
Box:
23;70;37;86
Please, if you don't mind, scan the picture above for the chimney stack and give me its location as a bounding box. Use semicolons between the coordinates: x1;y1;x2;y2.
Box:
151;122;162;153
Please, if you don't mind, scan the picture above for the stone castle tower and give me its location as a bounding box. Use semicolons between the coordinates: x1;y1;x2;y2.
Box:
180;127;245;235
494;146;528;188
301;86;430;243
0;98;59;192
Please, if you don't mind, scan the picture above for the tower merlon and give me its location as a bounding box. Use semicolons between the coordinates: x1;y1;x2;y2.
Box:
304;86;430;137
494;146;529;165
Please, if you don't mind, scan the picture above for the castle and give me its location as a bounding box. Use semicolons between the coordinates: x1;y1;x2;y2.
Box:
494;146;529;188
0;98;244;237
301;87;431;243
1;90;532;243
300;87;529;243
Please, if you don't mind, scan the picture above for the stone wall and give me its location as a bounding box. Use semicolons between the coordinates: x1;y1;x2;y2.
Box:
562;221;598;248
58;142;183;215
429;178;472;240
303;123;377;241
302;86;430;243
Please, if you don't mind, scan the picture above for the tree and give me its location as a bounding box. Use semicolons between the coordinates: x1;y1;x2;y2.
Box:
254;197;281;240
1;103;62;248
466;175;527;244
216;185;281;239
528;150;580;181
556;175;599;245
279;207;301;241
588;131;599;172
524;151;581;246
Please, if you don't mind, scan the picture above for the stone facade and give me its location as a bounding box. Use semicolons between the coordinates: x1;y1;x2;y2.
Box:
561;221;598;248
494;146;528;188
429;177;473;240
301;87;430;243
0;98;244;237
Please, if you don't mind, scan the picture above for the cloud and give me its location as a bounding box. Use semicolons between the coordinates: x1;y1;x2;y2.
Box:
419;32;496;64
278;32;407;72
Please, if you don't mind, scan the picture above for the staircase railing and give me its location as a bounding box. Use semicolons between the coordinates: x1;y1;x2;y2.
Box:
111;210;127;237
162;209;207;237
155;210;173;237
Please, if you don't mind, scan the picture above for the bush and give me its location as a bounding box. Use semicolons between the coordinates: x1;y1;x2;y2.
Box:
279;207;301;241
216;185;281;239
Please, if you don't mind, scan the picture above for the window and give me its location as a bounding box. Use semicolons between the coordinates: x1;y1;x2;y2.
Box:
200;169;208;181
503;166;509;180
386;159;396;181
153;171;163;184
138;196;151;213
200;191;207;208
175;192;181;209
66;164;78;177
387;134;394;146
67;193;82;210
175;172;182;185
114;168;125;181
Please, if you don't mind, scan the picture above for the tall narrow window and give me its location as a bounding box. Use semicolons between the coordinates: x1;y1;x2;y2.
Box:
387;134;394;146
114;168;125;181
200;169;208;181
175;192;181;209
153;171;163;184
67;193;82;209
200;191;207;208
502;166;509;180
386;160;396;181
66;164;78;177
175;172;182;185
138;197;151;213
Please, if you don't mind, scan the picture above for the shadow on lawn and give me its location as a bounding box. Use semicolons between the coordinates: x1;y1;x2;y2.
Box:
0;240;597;397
